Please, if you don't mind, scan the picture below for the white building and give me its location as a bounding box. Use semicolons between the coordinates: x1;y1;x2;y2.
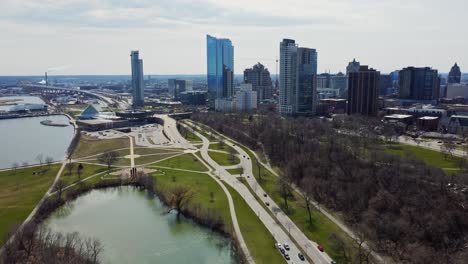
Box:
317;88;340;99
446;83;468;99
234;83;257;112
215;98;234;112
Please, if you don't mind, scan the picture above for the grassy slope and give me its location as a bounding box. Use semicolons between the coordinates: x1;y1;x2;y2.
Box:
385;144;462;169
226;168;244;175
208;151;240;166
153;153;208;172
223;183;286;264
72;135;129;158
152;169;232;229
181;129;203;142
133;148;181;155
135;153;182;166
209;142;237;154
0;164;61;244
60;163;108;187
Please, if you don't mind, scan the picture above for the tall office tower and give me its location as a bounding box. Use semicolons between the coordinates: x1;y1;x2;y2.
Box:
206;35;234;110
398;67;440;100
168;79;193;100
448;63;461;84
379;74;393;96
346;59;361;74
243;63;273;102
279;39;317;116
347;65;380;116
130;50;144;107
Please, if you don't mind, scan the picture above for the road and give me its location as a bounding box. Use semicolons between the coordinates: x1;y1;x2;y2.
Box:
398;135;467;157
182;120;334;264
156;115;194;149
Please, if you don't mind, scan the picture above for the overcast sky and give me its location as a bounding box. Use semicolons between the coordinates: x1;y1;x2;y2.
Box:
0;0;466;76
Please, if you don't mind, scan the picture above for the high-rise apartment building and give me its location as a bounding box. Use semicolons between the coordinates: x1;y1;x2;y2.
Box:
347;65;380;116
448;63;461;84
398;67;440;101
243;63;273;102
130;50;144;106
331;72;347;97
279;39;317;116
234;83;258;112
379;74;393;96
207;35;234;110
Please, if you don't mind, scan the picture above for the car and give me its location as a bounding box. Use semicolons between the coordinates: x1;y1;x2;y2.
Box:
331;261;337;264
280;248;285;254
317;245;324;252
265;202;270;206
298;252;305;261
438;141;442;143
263;193;267;197
284;253;290;260
284;243;290;250
276;243;281;249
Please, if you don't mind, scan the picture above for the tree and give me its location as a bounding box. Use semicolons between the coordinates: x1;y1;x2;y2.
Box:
45;156;54;168
299;178;315;225
209;191;214;203
97;151;119;172
12;162;19;175
277;175;293;212
228;147;236;162
77;163;84;179
219;139;225;148
53;180;66;200
169;186;196;217
441;139;456;159
66;162;75;177
35;153;44;167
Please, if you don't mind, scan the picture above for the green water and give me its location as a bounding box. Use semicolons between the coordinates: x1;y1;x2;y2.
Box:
43;187;238;264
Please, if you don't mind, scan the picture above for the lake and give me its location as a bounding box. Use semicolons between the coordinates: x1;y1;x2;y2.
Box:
0;115;74;169
43;186;238;264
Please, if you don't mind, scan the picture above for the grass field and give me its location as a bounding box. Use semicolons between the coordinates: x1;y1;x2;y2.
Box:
153;153;208;172
0;164;61;245
152;169;232;230
385;144;463;170
208;151;240;166
135;153;182;166
181;129;202;142
72;134;129;158
209;142;237;154
226;167;244;175
60;163;107;187
133;148;181;156
223;183;286;264
239;144;355;262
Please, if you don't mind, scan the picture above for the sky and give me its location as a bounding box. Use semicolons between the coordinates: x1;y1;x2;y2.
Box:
0;0;467;76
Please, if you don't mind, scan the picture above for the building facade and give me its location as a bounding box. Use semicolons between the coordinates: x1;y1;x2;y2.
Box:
398;67;440;101
130;50;144;106
379;74;393;96
234;83;258;112
207;35;234;110
448;63;462;84
168;79;193;100
347;65;380;116
279;39;317;116
243;63;273;102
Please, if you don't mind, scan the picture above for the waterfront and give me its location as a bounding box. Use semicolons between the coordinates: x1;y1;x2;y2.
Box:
43;187;238;264
0;115;74;169
0;95;46;111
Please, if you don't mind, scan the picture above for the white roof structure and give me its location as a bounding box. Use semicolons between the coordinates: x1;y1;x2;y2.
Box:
78;104;100;119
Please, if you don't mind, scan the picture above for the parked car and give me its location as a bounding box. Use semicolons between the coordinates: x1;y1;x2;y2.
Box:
284;243;290;250
276;243;281;249
298;252;305;261
331;261;337;264
263;193;267;197
265;202;270;206
317;245;324;252
284;253;290;260
280;248;285;254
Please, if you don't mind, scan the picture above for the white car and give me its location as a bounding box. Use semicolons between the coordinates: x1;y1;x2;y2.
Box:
284;243;290;250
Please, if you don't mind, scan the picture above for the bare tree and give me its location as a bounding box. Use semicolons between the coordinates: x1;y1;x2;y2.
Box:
77;163;84;179
54;180;67;200
228;147;236;162
441;139;456;159
66;162;75;177
298;179;315;225
219;138;225;148
45;156;54;168
35;153;44;167
97;151;119;172
277;175;293;212
169;186;196;217
12;162;19;174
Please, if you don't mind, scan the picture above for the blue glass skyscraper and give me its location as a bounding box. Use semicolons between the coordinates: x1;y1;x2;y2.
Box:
207;35;234;105
130;50;144;107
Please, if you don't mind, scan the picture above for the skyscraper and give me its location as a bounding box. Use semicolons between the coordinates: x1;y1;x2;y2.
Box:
448;63;461;84
346;59;360;74
130;50;144;106
347;65;380;116
279;39;317;116
206;35;234;110
243;63;273;102
168;79;193;100
398;67;440;101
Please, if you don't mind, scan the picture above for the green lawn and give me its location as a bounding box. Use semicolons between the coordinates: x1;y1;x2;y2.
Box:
153;153;208;172
135;153;182;166
385;144;463;170
152;169;232;230
239;144;355;263
208;151;240;166
60;163;107;187
181;129;202;142
223;183;286;264
134;148;181;156
72;135;129;158
0;164;61;245
226;167;244;175
209;142;237;154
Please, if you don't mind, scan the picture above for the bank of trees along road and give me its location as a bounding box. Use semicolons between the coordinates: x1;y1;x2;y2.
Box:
193;112;468;264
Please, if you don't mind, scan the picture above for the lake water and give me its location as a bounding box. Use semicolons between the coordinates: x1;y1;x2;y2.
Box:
0;115;74;169
43;187;238;264
0;95;46;111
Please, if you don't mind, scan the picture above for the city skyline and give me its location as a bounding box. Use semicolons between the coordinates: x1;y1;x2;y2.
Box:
0;0;467;76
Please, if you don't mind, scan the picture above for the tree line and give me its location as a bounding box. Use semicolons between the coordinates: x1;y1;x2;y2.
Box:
192;112;468;263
